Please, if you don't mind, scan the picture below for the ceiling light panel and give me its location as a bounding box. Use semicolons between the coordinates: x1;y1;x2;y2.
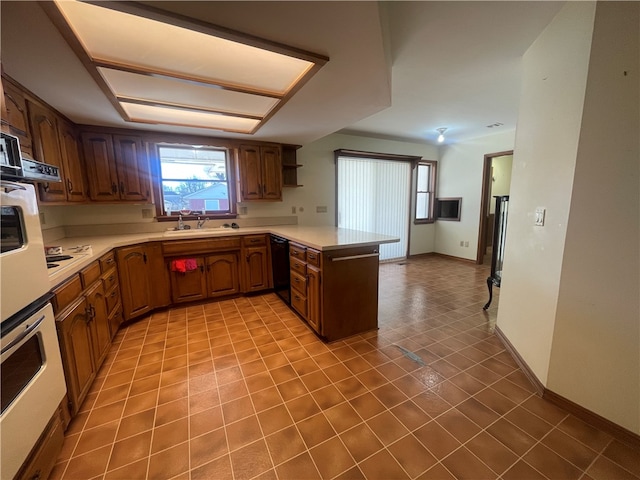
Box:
54;1;314;95
121;103;261;132
46;0;328;134
98;68;278;117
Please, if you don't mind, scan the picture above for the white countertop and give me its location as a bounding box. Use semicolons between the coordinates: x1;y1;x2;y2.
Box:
47;226;399;289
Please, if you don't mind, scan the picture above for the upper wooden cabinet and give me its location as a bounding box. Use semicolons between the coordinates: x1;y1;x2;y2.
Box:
1;79;33;157
238;144;282;201
56;118;87;203
28;100;67;202
81;131;151;203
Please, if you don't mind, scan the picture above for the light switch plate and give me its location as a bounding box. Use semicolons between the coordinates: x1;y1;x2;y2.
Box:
535;207;545;226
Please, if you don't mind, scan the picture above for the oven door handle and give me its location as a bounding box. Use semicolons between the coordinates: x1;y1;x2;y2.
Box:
1;314;45;355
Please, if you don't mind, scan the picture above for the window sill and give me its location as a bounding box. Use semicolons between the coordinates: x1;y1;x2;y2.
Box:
414;219;435;225
157;213;238;222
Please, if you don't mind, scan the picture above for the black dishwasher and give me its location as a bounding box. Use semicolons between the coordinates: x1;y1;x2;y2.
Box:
270;235;290;304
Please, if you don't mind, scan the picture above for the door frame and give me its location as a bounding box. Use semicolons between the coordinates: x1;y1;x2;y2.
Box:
476;150;513;265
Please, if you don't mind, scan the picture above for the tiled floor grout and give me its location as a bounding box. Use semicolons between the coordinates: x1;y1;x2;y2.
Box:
50;255;638;480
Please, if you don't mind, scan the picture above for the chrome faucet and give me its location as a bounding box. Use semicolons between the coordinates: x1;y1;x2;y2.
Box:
196;216;208;229
177;214;184;230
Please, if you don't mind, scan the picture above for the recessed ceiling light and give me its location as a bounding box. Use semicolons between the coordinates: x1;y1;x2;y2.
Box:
43;1;328;134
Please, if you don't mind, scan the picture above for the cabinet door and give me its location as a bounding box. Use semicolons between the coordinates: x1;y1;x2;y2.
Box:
82;132;119;202
147;243;171;309
117;245;152;320
28;101;67;202
206;253;239;298
170;258;207;303
57;297;95;416
85;281;111;368
238;145;262;200
57;119;87;202
260;146;282;200
113;135;151;202
306;265;322;334
242;246;270;292
2;80;32;156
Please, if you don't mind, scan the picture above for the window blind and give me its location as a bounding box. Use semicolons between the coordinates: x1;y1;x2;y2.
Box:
337;156;411;261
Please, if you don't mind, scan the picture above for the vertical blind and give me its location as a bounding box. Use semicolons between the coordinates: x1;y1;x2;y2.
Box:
337;156;411;261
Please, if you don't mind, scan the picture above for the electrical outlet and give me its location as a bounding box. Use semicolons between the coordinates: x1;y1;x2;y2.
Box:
535;207;546;226
291;206;296;214
142;208;153;219
464;241;469;247
460;241;464;247
316;206;327;213
39;212;46;224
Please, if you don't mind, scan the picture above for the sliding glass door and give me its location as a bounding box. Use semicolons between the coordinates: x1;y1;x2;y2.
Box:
337;155;411;261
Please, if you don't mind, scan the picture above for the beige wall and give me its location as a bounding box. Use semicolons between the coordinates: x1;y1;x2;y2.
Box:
497;1;640;434
436;130;515;260
547;1;640;434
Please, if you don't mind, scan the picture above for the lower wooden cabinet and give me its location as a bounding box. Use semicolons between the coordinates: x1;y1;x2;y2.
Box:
54;251;123;417
241;235;271;292
56;296;96;416
170;258;207;303
206;253;240;298
306;264;322;333
117;244;153;320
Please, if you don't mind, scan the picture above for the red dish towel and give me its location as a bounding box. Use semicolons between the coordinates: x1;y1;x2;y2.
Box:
171;258;198;273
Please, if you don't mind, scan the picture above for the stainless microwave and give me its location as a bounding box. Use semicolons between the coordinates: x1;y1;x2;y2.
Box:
0;132;61;182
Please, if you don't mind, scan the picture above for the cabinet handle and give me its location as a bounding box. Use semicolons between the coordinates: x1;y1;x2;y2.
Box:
200;265;204;273
111;183;118;194
66;178;73;193
119;182;125;194
43;182;50;192
143;253;147;264
110;291;117;298
294;295;300;301
250;238;260;243
106;258;114;265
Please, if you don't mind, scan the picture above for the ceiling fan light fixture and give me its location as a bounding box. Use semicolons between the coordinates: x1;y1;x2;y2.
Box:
436;127;447;143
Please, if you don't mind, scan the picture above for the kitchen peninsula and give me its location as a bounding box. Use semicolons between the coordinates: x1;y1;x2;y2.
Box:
47;225;398;341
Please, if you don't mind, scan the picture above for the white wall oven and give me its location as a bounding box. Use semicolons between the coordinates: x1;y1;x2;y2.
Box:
1;180;66;480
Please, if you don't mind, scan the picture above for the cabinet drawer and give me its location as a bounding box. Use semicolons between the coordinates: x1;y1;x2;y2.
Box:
80;261;101;288
306;249;321;268
52;275;82;314
101;269;118;291
242;234;267;247
99;251;116;272
289;243;306;261
162;237;241;256
290;270;307;294
290;258;307;275
291;290;307;318
105;284;120;315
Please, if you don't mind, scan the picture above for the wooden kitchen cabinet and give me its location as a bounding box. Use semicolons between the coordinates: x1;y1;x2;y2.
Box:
206;253;240;298
56;296;96;417
28;100;67;202
54;255;121;416
288;243;322;335
237;144;282;201
82;131;151;203
85;281;111;367
169;258;207;303
241;235;271;292
163;236;245;303
117;244;153;320
1;77;33;157
56;118;87;202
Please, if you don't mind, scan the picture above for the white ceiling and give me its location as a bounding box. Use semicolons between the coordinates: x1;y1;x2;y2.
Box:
1;1;564;147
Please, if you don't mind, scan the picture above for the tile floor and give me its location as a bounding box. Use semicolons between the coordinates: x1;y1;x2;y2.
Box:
51;255;639;480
